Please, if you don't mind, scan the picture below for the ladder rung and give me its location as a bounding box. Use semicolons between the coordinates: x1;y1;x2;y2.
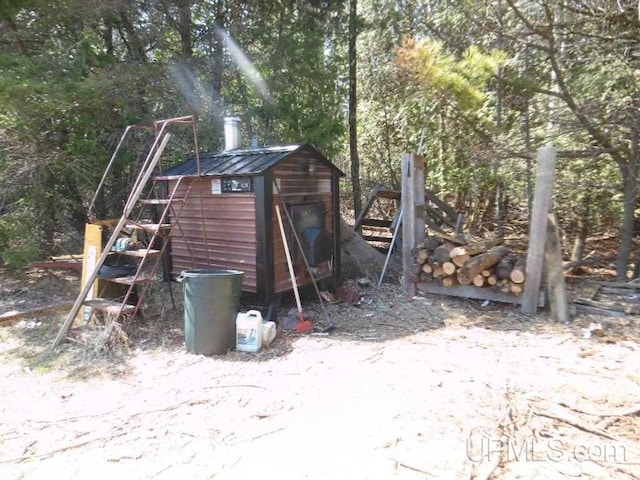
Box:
360;219;393;228
114;249;161;258
362;235;393;243
125;223;171;232
105;275;156;285
138;199;183;205
375;189;400;199
84;299;136;315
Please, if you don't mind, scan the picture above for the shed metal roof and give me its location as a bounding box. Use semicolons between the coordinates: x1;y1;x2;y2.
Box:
161;143;344;177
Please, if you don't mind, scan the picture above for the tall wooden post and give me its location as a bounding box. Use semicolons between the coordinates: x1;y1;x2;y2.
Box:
402;153;425;296
521;147;557;314
545;212;569;322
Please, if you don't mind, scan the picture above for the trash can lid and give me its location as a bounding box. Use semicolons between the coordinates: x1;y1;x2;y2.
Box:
178;269;245;278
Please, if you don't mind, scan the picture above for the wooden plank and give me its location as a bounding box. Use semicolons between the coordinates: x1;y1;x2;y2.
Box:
362;234;393;243
84;299;136;315
114;249;161;258
430;230;466;245
402;153;416;296
1;302;74;325
574;304;630;318
124;223;172;232
599;286;640;298
451;238;504;257
138;198;183;205
417;282;545;306
402;153;425;296
544;213;569;322
522;147;557;314
426;204;456;229
354;185;383;231
413;156;426;277
77;223;103;325
574;298;640;315
49;254;83;261
424;188;457;222
105;275;156;285
360;218;393;228
596;281;640;290
31;261;83;271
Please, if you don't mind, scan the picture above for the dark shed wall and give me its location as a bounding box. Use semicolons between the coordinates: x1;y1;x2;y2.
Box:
168;177;258;291
272;152;335;293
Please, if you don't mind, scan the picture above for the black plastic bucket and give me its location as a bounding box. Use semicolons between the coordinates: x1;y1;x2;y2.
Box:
178;269;244;355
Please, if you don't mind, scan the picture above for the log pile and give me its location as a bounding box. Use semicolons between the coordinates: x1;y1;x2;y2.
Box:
410;236;526;295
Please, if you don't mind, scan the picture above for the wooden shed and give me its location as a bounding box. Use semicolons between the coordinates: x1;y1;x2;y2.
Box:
156;142;344;302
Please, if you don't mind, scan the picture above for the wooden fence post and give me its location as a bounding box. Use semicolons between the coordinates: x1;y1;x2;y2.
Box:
521;146;557;314
545;212;569;322
402;153;425;296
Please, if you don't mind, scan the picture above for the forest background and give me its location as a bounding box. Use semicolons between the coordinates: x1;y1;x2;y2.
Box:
0;0;638;279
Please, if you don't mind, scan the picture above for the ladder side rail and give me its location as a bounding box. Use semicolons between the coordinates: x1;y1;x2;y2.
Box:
116;141;182;318
127;177;195;318
120;176;187;301
190;117;201;176
123;116;199;243
354;185;384;231
162;176;198;264
125;122;171;212
88;125;134;218
152;115;200;175
52;133;172;348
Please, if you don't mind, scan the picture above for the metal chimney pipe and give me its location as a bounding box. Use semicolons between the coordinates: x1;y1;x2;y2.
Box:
223;116;241;151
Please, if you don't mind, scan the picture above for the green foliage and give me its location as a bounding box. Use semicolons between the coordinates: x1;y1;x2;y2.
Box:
0;214;40;268
0;0;638;268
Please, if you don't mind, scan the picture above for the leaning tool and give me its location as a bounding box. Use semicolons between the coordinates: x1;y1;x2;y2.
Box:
275;205;313;334
272;180;334;331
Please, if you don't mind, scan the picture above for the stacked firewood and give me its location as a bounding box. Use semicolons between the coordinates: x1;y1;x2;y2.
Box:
410;236;526;294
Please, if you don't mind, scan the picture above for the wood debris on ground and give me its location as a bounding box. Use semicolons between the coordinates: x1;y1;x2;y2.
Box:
575;281;640;318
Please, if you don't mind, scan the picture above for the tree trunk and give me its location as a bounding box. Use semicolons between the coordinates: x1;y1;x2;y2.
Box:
348;0;362;224
177;0;193;58
4;14;28;55
340;218;398;281
495;0;505;237
569;194;590;273
102;20;114;56
116;7;147;63
213;0;225;116
617;163;637;280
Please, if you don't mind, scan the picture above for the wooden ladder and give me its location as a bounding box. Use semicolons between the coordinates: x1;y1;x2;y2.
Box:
52;116;199;348
354;185;460;245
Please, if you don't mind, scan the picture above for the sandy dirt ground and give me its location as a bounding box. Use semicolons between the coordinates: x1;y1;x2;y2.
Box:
0;269;639;480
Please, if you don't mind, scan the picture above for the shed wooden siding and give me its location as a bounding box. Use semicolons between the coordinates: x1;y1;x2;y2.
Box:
271;153;335;293
168;178;258;291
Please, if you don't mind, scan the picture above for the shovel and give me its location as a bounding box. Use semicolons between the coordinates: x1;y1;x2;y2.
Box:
275;205;313;333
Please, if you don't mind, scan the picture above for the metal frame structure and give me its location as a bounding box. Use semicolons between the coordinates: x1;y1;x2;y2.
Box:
52;115;201;348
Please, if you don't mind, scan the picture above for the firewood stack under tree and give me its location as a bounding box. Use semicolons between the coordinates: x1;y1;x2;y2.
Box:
409;236;526;295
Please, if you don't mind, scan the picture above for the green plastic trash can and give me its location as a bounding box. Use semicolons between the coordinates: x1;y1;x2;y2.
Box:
178;269;244;355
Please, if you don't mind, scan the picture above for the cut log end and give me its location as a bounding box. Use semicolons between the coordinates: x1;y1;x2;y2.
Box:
442;276;457;287
442;262;457;276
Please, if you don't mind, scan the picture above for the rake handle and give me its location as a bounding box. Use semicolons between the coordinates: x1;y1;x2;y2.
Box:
275;205;303;317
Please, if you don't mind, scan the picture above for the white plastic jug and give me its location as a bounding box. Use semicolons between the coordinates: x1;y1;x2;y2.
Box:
236;310;263;353
262;321;276;347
